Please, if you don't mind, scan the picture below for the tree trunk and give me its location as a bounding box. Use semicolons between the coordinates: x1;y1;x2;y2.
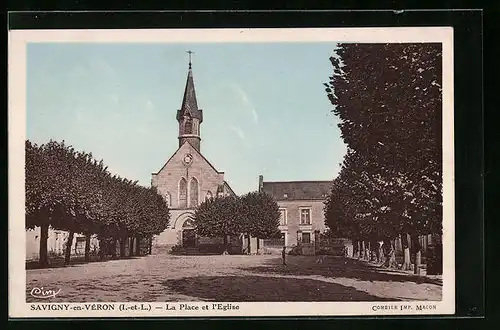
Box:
84;233;91;262
119;238;126;258
111;239;117;258
148;236;152;255
402;233;411;270
361;241;366;260
367;241;371;261
64;230;74;265
383;239;397;268
412;234;422;275
247;234;251;254
390;240;397;268
356;240;361;259
378;242;385;264
416;249;422;274
374;241;380;263
256;237;260;251
223;235;229;254
129;237;135;257
39;223;49;267
135;236;141;256
99;238;106;261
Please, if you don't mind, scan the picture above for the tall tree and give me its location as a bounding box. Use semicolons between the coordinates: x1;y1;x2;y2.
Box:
324;43;443;272
325;43;442;180
240;191;281;252
193;195;244;254
25;139;171;266
25;141;76;266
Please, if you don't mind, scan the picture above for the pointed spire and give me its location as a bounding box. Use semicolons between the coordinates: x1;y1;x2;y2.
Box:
177;50;202;121
180;66;198;116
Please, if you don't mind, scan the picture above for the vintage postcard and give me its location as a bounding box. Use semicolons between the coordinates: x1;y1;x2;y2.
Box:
9;27;454;318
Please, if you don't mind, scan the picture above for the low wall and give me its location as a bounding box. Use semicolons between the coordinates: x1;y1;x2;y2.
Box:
262;247;284;255
301;243;315;256
151;244;174;255
26;227;100;261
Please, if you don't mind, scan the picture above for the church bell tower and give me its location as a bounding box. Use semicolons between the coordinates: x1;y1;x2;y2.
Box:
177;51;203;152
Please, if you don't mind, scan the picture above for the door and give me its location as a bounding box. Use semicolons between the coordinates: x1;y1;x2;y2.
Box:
182;229;196;248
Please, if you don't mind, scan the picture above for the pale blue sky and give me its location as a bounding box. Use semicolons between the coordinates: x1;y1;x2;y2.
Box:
27;42;347;195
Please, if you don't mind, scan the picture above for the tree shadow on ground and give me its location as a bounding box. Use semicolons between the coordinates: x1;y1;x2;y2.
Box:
25;255;144;270
162;276;398;302
241;256;442;286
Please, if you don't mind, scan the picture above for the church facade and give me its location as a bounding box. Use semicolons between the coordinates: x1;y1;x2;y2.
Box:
151;60;237;252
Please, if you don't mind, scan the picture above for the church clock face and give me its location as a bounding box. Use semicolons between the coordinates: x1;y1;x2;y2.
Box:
183;153;193;166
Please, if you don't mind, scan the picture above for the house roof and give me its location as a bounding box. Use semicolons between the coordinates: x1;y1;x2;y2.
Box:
262;180;333;201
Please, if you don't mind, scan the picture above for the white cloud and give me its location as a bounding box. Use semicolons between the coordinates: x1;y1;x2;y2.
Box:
230;84;259;124
229;125;245;141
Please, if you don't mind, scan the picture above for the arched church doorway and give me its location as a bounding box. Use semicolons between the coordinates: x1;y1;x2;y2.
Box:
181;218;196;248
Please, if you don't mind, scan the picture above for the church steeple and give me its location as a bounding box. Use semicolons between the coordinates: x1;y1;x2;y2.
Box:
177;51;203;152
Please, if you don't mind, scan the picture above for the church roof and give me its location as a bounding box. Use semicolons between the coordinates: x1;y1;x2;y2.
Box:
223;181;237;197
152;141;223;176
176;66;203;122
262;180;333;201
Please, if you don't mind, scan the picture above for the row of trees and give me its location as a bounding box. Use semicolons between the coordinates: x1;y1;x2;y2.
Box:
324;43;443;274
194;191;281;253
26;140;171;267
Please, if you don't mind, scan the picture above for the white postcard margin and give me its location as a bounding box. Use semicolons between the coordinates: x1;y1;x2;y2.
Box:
8;27;455;318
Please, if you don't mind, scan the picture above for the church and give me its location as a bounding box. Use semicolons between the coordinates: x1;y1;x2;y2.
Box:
150;57;238;253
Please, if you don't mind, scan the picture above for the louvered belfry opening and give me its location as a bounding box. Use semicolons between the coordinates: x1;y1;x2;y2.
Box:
177;60;203;152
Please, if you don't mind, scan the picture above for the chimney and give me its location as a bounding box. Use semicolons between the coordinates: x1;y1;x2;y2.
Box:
258;175;264;192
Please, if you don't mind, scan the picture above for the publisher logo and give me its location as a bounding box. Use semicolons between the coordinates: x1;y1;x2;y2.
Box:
30;287;61;299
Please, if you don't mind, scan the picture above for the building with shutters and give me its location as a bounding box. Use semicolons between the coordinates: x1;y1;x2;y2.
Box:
258;175;333;249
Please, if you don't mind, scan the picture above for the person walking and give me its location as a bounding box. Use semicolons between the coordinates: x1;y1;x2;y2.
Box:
282;246;287;266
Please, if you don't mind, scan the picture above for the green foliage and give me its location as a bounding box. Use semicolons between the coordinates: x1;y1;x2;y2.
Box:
193;192;281;241
240;191;281;239
25;140;171;240
194;195;243;238
324;43;443;242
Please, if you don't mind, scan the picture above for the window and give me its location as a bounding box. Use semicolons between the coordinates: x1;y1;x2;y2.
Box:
165;192;171;207
190;178;199;207
192;121;198;135
184;119;193;134
300;208;311;225
301;232;311;244
279;209;287;225
179;178;187;208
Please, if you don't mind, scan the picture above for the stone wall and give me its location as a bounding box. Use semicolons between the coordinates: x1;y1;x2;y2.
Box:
151;142;225;209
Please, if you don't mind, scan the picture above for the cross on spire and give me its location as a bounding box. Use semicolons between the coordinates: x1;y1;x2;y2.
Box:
186;50;194;69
